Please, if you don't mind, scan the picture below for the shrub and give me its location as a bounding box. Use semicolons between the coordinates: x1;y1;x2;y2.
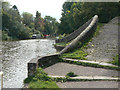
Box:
66;72;78;77
24;76;34;83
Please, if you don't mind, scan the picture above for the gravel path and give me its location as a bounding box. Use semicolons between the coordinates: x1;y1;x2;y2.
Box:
44;63;119;77
57;81;119;88
85;17;119;62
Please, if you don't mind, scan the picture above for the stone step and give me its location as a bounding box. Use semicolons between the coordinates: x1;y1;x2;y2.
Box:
62;58;119;70
44;63;119;77
49;75;119;81
56;81;119;88
63;58;118;67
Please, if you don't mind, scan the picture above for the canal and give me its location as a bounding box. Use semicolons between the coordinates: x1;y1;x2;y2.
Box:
0;39;56;88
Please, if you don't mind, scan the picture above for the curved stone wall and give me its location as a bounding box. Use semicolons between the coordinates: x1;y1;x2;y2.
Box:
55;18;92;43
54;45;65;52
59;15;98;54
28;54;60;76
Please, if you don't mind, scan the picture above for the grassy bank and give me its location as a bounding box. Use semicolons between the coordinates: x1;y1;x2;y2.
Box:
61;23;104;60
24;68;60;89
61;48;88;60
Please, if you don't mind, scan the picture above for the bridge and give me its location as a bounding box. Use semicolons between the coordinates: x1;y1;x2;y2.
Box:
27;15;119;88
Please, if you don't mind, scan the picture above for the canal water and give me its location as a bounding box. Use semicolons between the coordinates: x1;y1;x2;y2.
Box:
0;39;56;88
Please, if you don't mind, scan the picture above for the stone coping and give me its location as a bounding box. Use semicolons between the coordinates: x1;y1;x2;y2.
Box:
59;15;98;54
49;75;119;81
28;54;60;63
63;58;118;68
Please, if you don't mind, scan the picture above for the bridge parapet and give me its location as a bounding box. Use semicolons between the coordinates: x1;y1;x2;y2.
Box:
28;54;59;76
59;15;98;54
56;18;92;43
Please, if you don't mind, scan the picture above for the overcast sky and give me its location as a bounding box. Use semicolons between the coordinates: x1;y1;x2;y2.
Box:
5;0;66;22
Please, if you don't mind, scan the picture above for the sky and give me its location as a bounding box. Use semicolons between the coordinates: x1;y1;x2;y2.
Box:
5;0;66;22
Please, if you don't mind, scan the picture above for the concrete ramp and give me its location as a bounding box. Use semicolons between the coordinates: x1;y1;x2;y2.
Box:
85;17;119;62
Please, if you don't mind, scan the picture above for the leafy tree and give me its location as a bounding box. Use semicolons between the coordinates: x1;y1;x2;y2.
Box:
44;16;59;35
58;2;120;34
34;11;45;34
22;12;34;28
2;1;32;40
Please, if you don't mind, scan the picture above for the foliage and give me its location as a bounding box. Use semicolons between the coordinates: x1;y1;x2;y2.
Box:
62;48;88;60
34;11;45;35
2;1;59;40
58;2;120;34
2;1;32;40
24;68;59;88
44;16;59;35
66;72;77;77
58;33;66;39
29;81;60;89
54;42;69;47
22;12;34;28
94;23;104;36
24;76;34;83
111;55;119;66
61;23;103;60
34;68;52;81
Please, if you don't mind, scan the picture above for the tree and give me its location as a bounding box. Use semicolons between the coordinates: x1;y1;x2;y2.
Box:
2;1;32;40
22;12;34;28
34;11;45;34
44;16;59;35
58;2;120;34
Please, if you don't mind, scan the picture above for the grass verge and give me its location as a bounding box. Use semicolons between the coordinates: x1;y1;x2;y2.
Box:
61;48;88;60
24;68;60;89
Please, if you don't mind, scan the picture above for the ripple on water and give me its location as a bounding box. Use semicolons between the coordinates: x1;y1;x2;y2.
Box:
2;39;56;88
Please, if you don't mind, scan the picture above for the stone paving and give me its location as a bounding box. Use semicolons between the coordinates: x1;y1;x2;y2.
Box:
85;17;119;62
44;17;119;88
57;81;119;88
44;63;119;77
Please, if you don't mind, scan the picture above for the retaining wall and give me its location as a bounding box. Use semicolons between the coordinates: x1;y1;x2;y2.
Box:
28;54;59;76
55;18;92;43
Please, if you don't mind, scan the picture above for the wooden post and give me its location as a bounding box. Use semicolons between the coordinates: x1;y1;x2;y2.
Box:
0;71;3;90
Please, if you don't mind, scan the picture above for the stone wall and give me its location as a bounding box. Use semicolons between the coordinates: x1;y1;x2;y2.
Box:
38;54;59;67
55;18;92;43
28;15;98;77
54;45;65;52
28;54;59;76
60;15;98;54
28;57;39;76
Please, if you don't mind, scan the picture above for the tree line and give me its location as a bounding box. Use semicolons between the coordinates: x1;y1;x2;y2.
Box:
58;2;120;34
2;1;59;40
2;1;120;40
